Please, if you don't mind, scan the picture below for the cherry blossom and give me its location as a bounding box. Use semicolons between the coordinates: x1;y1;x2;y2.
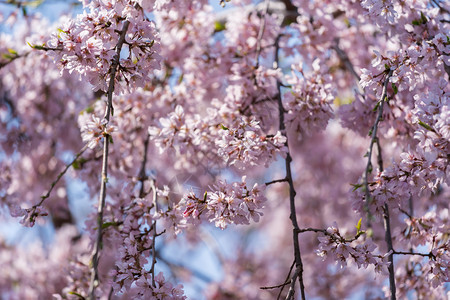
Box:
0;0;449;299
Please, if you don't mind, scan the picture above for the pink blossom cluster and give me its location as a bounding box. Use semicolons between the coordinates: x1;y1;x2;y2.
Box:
80;114;116;149
1;0;450;298
108;197;186;299
316;223;391;273
47;0;161;93
10;204;49;227
133;272;186;300
284;59;335;138
181;177;267;229
399;208;449;288
361;0;398;26
216;118;287;169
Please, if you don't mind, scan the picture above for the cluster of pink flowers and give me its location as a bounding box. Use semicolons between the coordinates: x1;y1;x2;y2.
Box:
46;0;161;93
216;118;287;169
316;222;391;272
181;177;267;229
79;114;116;149
284;59;335;138
1;0;450;298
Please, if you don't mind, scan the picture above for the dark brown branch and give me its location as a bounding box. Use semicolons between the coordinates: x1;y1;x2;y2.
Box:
138;134;150;198
261;280;291;290
277;260;295;300
393;250;435;259
149;179;158;288
285;268;300;300
332;39;361;82
89;20;130;300
363;69;396;300
36;144;89;208
383;203;396;300
273;34;306;300
362;69;393;228
265;178;288;185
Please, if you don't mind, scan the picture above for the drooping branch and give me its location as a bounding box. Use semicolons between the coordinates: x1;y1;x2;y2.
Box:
88;19;130;300
332;39;361;82
265;178;288;185
362;69;396;300
37;144;89;207
272;34;306;300
362;69;393;228
149;179;158;288
376;137;396;300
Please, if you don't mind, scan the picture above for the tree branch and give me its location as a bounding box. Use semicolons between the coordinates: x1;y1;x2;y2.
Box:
363;69;396;300
149;179;158;287
37;144;89;207
265;178;288;185
89;20;130;300
273;34;306;300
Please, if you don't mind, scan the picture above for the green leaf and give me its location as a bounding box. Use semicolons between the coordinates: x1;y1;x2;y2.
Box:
220;124;229;130
350;183;363;192
391;83;398;94
68;291;86;299
7;48;17;55
214;21;226;32
418;120;434;131
384;64;390;70
1;53;14;60
57;28;69;35
109;135;114;144
372;101;380;112
420;12;427;24
27;42;46;50
355;218;362;232
72;160;81;170
102;221;118;229
412;19;420;26
203;191;207;202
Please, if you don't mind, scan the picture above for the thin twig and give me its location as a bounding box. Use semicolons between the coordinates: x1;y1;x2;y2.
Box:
265;178;288;185
37;144;89;207
138;134;150;198
261;280;291;290
383;203;396;300
89;20;130;300
284;267;300;300
277;260;295;300
149;179;158;288
103;21;130;120
393;250;435;259
432;0;450;14
363;69;396;300
332;39;361;82
362;69;393;228
273;34;306;300
375;104;396;300
0;51;29;70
